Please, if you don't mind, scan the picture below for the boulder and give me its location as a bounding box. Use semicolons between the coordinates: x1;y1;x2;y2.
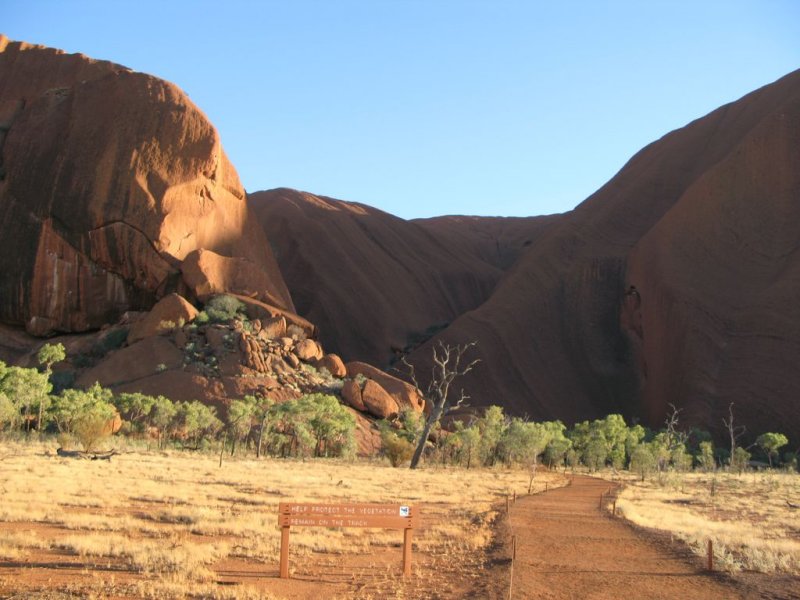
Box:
181;248;291;310
361;380;400;419
295;339;323;362
232;295;316;340
259;316;287;340
316;354;347;378
341;379;366;412
346;361;425;413
75;336;183;388
128;294;198;345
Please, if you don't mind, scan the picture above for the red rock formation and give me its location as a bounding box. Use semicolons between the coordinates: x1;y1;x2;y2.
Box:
127;293;197;344
315;353;347;378
0;36;292;335
405;69;800;442
361;380;400;420
260;71;800;444
248;188;550;366
346;361;425;413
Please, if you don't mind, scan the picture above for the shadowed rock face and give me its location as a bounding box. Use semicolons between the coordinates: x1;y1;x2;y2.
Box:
248;188;555;366
406;69;800;441
0;36;293;335
257;71;800;443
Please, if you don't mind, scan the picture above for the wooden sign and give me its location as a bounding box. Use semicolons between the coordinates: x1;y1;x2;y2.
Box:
277;502;418;578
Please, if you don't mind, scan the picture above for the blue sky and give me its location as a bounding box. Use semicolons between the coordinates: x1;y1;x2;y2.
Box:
4;1;799;218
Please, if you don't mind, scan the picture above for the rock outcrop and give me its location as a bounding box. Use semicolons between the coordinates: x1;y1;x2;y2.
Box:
248;188;551;366
404;69;800;442
127;293;197;345
0;36;293;336
260;71;800;444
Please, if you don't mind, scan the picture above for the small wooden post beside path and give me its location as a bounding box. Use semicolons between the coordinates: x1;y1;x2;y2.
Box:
278;502;417;579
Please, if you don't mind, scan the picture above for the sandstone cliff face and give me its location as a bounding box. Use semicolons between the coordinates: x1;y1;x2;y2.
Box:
248;188;553;366
0;36;293;335
405;69;800;441
260;71;800;443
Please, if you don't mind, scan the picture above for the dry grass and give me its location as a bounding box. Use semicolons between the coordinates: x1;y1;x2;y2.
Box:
616;470;800;574
0;439;565;598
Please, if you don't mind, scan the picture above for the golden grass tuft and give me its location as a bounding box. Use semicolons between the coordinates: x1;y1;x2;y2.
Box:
616;471;800;574
0;439;566;598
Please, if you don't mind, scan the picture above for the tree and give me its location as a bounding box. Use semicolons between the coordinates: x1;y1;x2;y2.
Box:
36;343;65;433
401;341;479;469
697;440;716;472
0;364;52;433
149;395;177;449
756;432;788;468
478;405;506;466
0;391;16;431
49;383;117;451
174;401;222;450
630;443;656;481
226;396;257;456
114;392;156;435
722;402;746;466
731;446;751;474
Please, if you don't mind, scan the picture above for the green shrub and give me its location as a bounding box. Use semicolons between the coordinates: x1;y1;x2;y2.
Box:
204;295;246;323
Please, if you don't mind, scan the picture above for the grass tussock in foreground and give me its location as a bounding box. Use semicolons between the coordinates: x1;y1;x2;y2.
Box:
616;471;800;575
0;440;564;599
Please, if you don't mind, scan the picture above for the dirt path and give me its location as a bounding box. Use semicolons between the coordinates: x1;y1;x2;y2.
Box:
507;475;740;600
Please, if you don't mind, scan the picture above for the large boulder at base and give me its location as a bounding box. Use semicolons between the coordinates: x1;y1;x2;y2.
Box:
341;379;366;412
295;339;323;362
127;294;198;345
350;408;381;457
0;36;293;335
181;248;290;310
361;380;400;419
346;361;425;413
315;353;347;378
75;336;183;388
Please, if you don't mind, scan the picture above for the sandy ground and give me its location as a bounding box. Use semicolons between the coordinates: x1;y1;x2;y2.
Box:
506;475;799;600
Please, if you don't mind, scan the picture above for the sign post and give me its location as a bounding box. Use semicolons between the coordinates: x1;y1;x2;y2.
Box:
277;502;418;579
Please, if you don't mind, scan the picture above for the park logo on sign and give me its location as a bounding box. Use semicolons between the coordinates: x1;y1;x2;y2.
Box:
399;506;410;517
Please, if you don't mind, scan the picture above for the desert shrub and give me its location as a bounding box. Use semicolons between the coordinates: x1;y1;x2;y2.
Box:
0;391;16;431
697;440;716;471
630;443;656;481
173;401;222;450
49;383;118;451
731;447;751;474
149;395;177;449
264;394;355;459
195;311;210;325
381;429;414;467
113;392;156;435
0;362;52;433
204;295;246;323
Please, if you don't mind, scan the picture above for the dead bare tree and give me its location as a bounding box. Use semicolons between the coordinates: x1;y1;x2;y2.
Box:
722;402;746;461
401;341;479;469
664;403;687;451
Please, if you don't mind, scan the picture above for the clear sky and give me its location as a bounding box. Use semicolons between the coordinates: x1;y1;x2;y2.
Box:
4;1;799;219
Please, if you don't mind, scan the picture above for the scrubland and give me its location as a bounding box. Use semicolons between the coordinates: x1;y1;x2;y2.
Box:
0;440;563;599
615;470;800;575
